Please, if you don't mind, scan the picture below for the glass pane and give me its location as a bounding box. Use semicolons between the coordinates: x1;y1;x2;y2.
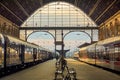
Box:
21;2;96;27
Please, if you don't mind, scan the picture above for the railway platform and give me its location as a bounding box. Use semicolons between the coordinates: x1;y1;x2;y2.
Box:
0;59;120;80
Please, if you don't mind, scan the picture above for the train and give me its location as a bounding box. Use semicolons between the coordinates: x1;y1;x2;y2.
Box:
0;33;54;76
73;52;79;60
75;36;120;73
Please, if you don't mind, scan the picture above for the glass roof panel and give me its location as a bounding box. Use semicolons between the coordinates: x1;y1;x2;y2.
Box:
21;2;97;27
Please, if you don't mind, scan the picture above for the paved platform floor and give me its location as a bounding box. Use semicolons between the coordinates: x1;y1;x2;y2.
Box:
0;59;120;80
67;59;120;80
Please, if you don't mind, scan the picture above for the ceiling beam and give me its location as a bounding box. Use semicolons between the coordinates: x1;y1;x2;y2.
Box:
39;0;43;6
0;2;24;22
14;0;29;17
74;0;78;7
88;0;101;16
95;0;117;22
19;27;98;30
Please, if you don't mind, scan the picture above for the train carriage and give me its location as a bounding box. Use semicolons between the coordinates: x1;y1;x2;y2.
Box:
5;35;22;67
0;33;4;68
97;36;120;71
79;36;120;72
0;33;54;77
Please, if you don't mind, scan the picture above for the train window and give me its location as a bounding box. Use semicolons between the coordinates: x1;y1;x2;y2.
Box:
6;41;21;65
109;47;115;61
113;43;120;61
24;46;34;62
104;47;109;60
115;46;120;61
115;47;119;53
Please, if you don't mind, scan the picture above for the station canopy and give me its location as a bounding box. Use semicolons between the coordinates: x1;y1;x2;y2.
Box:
20;2;99;51
21;2;96;27
20;1;98;42
0;0;119;26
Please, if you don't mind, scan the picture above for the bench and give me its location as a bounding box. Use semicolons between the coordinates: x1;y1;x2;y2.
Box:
55;68;64;80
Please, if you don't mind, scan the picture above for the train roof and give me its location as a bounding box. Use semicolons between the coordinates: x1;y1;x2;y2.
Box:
78;43;90;48
0;33;53;53
98;36;120;46
6;35;38;47
80;36;120;50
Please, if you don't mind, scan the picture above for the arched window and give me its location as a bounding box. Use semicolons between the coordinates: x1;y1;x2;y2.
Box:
21;2;97;27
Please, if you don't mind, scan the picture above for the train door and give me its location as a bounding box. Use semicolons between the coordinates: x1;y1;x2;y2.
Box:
4;36;11;67
104;47;111;61
109;46;115;61
33;48;37;61
114;44;120;61
114;43;120;71
20;45;25;64
38;49;41;60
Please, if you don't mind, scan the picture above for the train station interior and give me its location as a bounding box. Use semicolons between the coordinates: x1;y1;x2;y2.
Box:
0;0;120;80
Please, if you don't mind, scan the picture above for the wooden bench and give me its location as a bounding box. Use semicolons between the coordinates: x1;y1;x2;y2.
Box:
54;68;64;80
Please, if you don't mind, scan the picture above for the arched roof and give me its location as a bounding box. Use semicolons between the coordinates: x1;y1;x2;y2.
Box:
0;0;119;26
